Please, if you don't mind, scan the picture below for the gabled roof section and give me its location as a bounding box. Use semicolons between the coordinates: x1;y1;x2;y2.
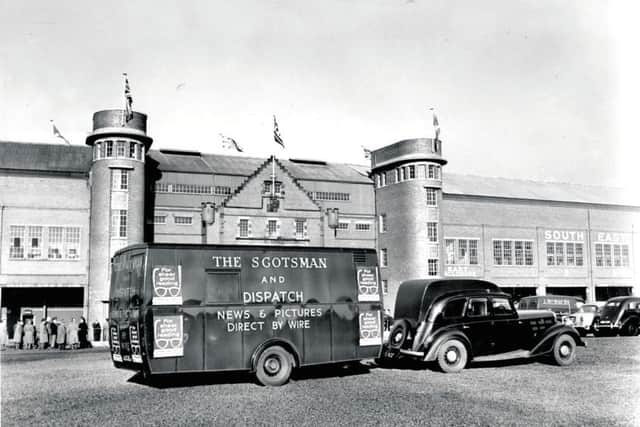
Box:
222;156;321;210
444;173;640;207
0;141;92;174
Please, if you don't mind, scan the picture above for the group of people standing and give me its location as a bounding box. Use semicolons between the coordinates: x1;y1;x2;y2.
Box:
1;317;91;350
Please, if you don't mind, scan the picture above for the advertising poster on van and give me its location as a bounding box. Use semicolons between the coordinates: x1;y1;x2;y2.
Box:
357;266;379;302
152;265;182;305
153;315;184;358
359;310;382;346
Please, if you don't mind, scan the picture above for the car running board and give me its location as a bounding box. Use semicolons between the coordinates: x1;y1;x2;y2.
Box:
472;350;531;363
399;349;425;357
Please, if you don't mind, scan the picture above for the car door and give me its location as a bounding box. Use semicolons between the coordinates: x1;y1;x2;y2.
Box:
462;297;495;356
490;296;523;353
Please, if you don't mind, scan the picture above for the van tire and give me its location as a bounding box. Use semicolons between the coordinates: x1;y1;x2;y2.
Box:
436;339;467;373
551;334;576;366
255;346;293;387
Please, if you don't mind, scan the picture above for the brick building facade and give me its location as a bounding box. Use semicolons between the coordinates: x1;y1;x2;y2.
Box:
0;108;638;335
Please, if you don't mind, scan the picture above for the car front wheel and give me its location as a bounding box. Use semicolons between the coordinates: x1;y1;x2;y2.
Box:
551;334;576;366
436;339;468;373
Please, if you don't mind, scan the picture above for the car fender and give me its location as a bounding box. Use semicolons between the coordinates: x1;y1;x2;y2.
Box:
621;315;639;330
530;324;585;356
422;330;472;362
250;338;301;372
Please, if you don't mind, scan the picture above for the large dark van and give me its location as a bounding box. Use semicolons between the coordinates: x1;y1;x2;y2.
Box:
109;244;383;386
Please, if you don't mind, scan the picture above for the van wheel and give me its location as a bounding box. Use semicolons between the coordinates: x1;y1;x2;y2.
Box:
256;346;293;387
388;320;410;350
436;339;467;373
551;334;576;366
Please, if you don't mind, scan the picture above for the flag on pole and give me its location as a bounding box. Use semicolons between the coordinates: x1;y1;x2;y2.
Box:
50;120;70;145
362;145;372;159
123;73;133;122
220;134;244;152
430;107;440;141
273;115;284;148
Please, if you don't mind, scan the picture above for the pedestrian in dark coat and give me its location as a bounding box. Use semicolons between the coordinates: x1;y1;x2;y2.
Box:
78;317;90;349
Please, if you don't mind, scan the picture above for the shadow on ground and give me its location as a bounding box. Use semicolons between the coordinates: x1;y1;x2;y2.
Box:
128;361;372;388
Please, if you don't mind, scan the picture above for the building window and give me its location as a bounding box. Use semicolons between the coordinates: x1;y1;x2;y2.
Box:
116;140;127;157
408;165;416;179
595;243;629;268
111;210;128;237
379;214;387;233
382;279;388;295
494;239;534;266
105;140;113;157
427;222;438;242
172;184;212;195
98;142;106;159
27;226;43;259
294;219;308;240
337;221;349;231
547;242;585;267
9;226;25;259
238;218;251;238
266;219;280;239
155;183;170;193
376;174;382;188
153;215;166;224
65;227;80;259
428;164;441;180
111;169;129;191
48;227;64;259
380;248;388;267
174;216;193;225
313;191;350;201
428;259;438;276
381;172;386;186
129;142;136;158
263;181;283;195
426;188;437;206
355;222;371;231
446;238;480;265
396;168;401;182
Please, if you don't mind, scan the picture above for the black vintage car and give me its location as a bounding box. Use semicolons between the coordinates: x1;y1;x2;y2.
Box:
593;296;640;337
384;279;585;373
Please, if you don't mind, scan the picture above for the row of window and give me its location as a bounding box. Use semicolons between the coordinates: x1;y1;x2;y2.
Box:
237;218;309;240
153;215;194;225
494;240;535;266
374;163;442;187
154;183;232;195
94;139;144;161
546;242;584;266
379;247;440;276
446;239;479;265
337;221;372;231
313;191;350;201
595;243;630;267
9;226;81;260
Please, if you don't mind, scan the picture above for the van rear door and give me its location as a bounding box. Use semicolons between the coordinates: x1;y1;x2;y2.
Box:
109;250;145;366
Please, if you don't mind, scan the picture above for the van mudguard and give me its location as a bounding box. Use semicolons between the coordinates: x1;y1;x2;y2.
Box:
250;338;301;372
529;324;585;356
422;330;472;362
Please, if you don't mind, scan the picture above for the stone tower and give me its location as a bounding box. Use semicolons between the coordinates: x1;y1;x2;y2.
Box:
85;110;152;324
370;138;447;312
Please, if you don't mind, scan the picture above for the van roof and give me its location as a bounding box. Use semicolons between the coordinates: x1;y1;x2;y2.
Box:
113;243;376;258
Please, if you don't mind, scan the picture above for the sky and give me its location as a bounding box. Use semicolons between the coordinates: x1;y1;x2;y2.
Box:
0;0;638;188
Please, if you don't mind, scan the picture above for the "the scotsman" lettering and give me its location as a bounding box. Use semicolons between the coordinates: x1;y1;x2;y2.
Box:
250;256;327;269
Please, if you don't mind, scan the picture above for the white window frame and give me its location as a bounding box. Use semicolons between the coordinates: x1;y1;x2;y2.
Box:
380;248;388;268
174;215;193;225
237;217;252;238
379;214;387;233
494;239;535;266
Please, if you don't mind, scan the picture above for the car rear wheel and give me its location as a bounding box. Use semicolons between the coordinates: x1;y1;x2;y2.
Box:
255;346;293;387
388;320;410;350
551;334;576;366
622;321;639;337
436;339;468;373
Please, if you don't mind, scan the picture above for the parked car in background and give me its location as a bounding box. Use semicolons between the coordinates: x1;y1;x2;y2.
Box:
517;295;584;324
568;304;601;336
593;297;640;337
383;279;585;373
